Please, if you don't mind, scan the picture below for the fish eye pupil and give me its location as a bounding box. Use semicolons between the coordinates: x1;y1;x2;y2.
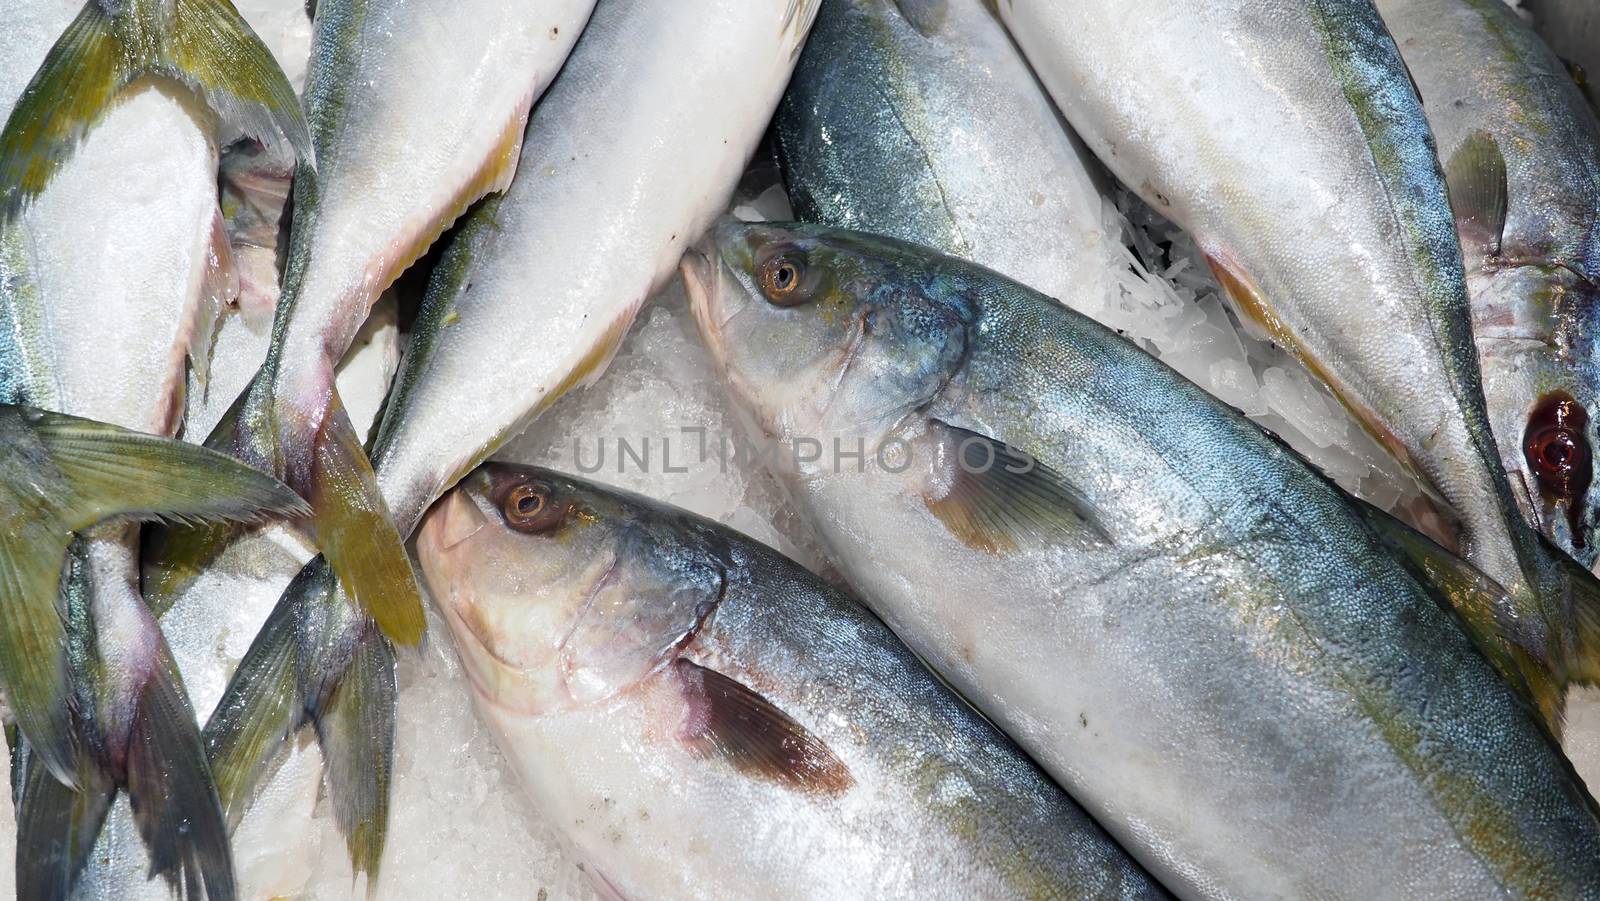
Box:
506;483;558;530
1544;437;1574;468
761;254;808;305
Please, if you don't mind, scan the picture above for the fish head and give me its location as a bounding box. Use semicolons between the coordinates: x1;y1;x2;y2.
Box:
417;464;727;715
683;219;971;446
1473;263;1600;567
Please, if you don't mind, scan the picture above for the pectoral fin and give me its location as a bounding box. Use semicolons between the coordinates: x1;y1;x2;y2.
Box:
923;420;1109;555
1444;132;1508;257
675;659;852;796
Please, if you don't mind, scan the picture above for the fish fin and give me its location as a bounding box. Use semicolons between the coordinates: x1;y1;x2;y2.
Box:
141;389;261;614
203;561;317;828
922;421;1110;555
163;0;312;166
0;405;300;786
1354;500;1564;731
125;640;236;901
1540;538;1600;693
0;530;77;787
0;2;124;222
674;658;852;795
1444;131;1508;257
305;387;427;646
1203;249;1282;345
26;407;308;529
12;740;115;901
1203;250;1436;493
310;624;395;883
892;0;949;35
0;0;310;222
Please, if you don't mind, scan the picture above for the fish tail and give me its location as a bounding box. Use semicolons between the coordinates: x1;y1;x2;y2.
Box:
125;639;237;901
0;405;305;786
300;382;427;646
205;556;396;880
148;363;426;641
0;0;311;223
142;377;272;614
203;560;315;828
310;620;396;886
9;732;115;901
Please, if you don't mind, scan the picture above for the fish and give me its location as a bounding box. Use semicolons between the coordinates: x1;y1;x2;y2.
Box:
684;219;1600;899
415;463;1168;901
145;0;599;649
990;0;1600;718
196;0;819;880
0;0;310;222
0;410;306;901
0;3;309;896
774;0;1111;305
776;0;1435;522
1377;0;1600;657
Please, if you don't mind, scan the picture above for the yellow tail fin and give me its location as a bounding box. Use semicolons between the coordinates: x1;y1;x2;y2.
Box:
0;0;311;222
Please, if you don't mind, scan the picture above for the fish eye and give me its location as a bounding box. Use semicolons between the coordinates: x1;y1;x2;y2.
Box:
1527;427;1589;486
758;254;809;306
1524;394;1593;501
504;481;567;533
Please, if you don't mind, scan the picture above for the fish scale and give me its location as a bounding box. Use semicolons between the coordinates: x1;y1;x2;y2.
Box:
687;219;1600;900
196;0;823;882
416;464;1169;900
992;0;1600;725
1379;0;1600;575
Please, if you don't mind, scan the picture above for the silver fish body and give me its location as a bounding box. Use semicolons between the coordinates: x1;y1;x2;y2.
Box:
686;220;1600;900
371;0;820;538
418;463;1167;901
774;0;1111;304
267;0;596;391
199;0;821;879
1378;0;1600;567
991;0;1597;704
156;0;599;650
